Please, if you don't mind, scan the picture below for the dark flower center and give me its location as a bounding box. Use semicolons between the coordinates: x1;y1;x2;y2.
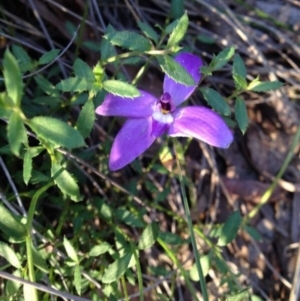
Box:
159;92;172;114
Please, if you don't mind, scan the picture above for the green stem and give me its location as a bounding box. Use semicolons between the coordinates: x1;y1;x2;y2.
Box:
121;275;129;301
245;125;300;222
173;140;209;301
132;248;144;301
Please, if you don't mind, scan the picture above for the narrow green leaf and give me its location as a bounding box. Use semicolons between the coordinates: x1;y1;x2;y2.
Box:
102;252;132;283
51;162;80;202
171;0;184;19
247;80;284;92
100;25;117;62
197;34;215;44
233;54;247;79
23;151;33;185
0;241;21;268
233;74;247;90
56;77;93;92
167;12;189;47
235;97;248;134
12;45;33;72
38;49;60;65
200;87;231;116
226;288;250;301
137;21;158;43
5;270;22;297
63;236;79;263
34;76;59;96
210;46;235;71
32;245;49;273
103;80;140;98
74;265;82;295
158;231;185;245
138;223;159;250
7;112;28;156
105;31;152;51
89;243;111;257
73;59;95;82
23;147;44;185
29;116;85;149
189;253;211;280
217;211;242;246
76;100;95;138
244;225;262;241
0;203;26;243
3;49;23;106
158;55;195;86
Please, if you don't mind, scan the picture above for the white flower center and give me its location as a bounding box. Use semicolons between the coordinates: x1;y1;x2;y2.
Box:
152;111;174;124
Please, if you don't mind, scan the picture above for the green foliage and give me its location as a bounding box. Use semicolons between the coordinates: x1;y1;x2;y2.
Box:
103;80;140;98
235;97;248;134
3;49;23;106
29;116;85;149
138;222;159;250
137;21;158;44
0;241;21;268
210;46;235;71
102;251;133;283
38;49;60;65
104;31;152;51
247;78;283;92
158;55;195;85
200;87;231;116
167;12;189;47
218;211;242;246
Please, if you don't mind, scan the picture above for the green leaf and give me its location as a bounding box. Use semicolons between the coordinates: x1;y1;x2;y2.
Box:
244;225;262;241
5;270;22;297
233;54;247;79
32;245;49;273
210;46;235;71
100;25;117;62
189;253;211;281
12;45;33;72
200;66;212;76
103;80;140;98
23;147;44;185
29;116;85;149
102;252;132;283
167;12;188;47
0;203;26;243
197;34;215;44
7;112;28;156
247;80;284;92
217;211;242;246
138;223;159;250
38;49;60;65
158;55;195;86
34;75;59;96
73;59;95;82
115;208;144;228
137;22;158;44
89;242;111;257
56;77;93;93
74;265;82;295
0;241;21;268
226;288;250;301
158;231;185;245
200;87;231;116
233;74;247;91
235;97;248;134
76;100;95;138
3;49;23;106
63;236;79;263
51;162;80;202
23;151;33;185
171;0;184;19
104;31;152;51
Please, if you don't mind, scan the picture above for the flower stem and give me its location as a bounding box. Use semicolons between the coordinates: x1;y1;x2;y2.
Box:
173;140;209;301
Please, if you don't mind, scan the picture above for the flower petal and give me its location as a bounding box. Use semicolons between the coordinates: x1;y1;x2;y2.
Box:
168;107;233;148
109;117;156;171
95;90;157;118
163;52;202;107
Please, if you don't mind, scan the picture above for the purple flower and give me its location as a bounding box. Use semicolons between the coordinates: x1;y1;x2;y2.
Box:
96;52;233;171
